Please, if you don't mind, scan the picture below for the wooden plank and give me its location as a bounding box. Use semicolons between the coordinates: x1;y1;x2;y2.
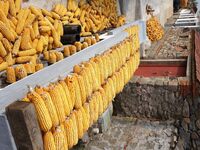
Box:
0;31;128;113
6;102;43;150
0;114;17;150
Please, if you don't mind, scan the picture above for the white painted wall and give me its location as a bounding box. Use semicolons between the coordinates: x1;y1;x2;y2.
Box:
120;0;173;26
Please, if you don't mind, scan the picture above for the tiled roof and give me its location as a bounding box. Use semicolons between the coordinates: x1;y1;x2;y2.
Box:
195;31;200;81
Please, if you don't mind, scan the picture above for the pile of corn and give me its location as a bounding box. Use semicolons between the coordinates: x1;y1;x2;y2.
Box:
22;25;139;150
0;0;125;80
146;16;164;42
43;34;100;64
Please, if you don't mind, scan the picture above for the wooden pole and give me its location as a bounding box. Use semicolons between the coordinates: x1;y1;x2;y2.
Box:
6;101;43;150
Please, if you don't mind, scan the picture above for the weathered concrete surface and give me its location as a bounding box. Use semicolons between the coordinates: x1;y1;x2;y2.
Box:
86;117;176;150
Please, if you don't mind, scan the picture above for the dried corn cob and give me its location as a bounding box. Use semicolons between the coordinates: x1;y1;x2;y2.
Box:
0;62;8;72
12;36;21;55
53;126;68;150
29;6;43;19
18;49;37;57
16;56;32;64
65;75;76;109
49;52;57;64
15;65;27;80
63;46;70;57
56;83;70;117
59;80;73;112
33;21;39;38
77;75;87;104
16;8;30;35
89;98;94;126
55;52;64;61
75;109;84;139
42;9;52;17
80;107;89;132
6;67;16;83
23;63;34;74
0;9;11;28
71;112;78;146
35;63;44;72
5;52;14;66
43;131;56;150
83;103;90;127
8;0;16;17
15;0;22;13
64;118;74;149
73;74;82;109
27;91;52;132
0;41;7;57
48;85;66;124
36;36;44;53
2;38;12;52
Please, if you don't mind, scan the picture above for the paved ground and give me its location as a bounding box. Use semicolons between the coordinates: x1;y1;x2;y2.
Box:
85;117;176;150
145;27;191;59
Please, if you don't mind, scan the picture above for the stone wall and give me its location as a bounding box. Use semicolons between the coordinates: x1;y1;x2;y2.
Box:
113;76;191;120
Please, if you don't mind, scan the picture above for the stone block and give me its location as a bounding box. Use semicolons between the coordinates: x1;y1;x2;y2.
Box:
98;103;113;133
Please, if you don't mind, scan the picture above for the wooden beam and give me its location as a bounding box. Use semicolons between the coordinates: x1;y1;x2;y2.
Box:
6;101;43;150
